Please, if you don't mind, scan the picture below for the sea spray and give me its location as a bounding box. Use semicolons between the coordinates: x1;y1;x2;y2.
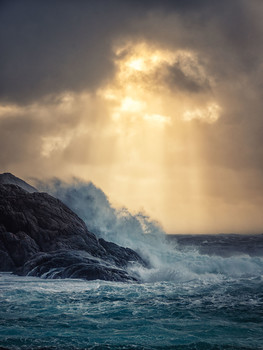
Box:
1;179;263;348
36;178;172;268
36;178;263;284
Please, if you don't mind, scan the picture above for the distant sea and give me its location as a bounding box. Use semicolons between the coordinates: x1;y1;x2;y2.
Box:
1;234;263;350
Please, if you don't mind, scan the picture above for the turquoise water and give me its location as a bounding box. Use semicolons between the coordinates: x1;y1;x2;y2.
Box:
1;235;263;350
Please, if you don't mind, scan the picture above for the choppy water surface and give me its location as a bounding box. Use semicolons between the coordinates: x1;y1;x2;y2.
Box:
1;234;263;350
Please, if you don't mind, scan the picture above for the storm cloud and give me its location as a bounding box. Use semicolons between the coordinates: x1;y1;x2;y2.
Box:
0;0;140;103
1;0;263;233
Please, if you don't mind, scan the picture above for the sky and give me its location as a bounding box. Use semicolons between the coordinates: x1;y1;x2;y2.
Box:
1;0;263;234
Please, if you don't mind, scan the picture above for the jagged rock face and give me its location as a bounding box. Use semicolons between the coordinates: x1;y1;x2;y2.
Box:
0;183;147;282
0;173;38;193
16;250;137;282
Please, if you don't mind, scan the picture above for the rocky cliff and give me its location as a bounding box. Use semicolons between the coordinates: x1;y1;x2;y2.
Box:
0;172;38;193
0;175;147;282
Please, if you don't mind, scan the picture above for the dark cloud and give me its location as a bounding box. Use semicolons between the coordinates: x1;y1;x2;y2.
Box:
132;1;263;163
1;0;261;104
1;0;263;232
127;0;230;13
163;63;210;93
0;0;142;104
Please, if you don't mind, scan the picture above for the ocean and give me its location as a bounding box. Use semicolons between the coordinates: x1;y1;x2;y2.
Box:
1;234;263;350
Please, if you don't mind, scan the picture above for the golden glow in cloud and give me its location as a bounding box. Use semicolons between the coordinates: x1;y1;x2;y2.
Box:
92;42;222;233
1;41;225;233
2;0;263;236
183;103;221;123
100;42;220;127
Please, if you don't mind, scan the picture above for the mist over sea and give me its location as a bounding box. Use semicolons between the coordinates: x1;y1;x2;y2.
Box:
1;180;263;350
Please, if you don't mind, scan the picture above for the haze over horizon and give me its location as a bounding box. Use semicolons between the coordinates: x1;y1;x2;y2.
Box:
1;0;263;234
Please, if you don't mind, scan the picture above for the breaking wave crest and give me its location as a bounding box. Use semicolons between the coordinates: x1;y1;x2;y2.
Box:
37;178;263;283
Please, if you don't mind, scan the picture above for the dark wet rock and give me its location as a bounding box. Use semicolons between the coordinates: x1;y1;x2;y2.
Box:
98;238;146;267
0;178;147;282
0;172;37;193
16;250;137;282
0;249;15;272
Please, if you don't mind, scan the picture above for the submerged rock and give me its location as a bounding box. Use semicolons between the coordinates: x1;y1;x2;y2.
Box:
16;250;138;282
0;177;147;282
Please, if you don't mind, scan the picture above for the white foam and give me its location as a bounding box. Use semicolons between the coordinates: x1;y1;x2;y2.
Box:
37;178;263;283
